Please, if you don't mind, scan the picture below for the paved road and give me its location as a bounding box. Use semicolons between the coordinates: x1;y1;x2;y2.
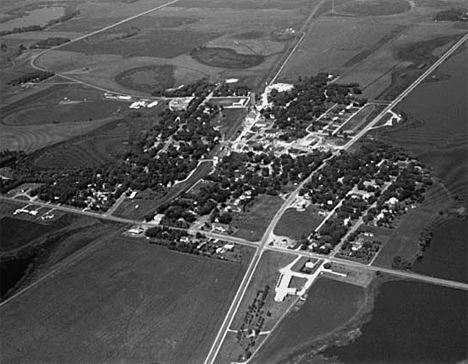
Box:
203;32;468;364
343;32;468;150
265;246;468;291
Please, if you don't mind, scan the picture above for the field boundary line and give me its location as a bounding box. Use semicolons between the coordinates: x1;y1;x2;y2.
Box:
0;231;109;308
30;0;181;95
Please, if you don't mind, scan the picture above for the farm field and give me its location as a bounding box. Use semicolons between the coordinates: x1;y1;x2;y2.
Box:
379;44;468;200
233;195;284;241
1;83;124;126
277;0;468;99
31;0;322;93
252;277;366;364
0;199;98;254
0;235;254;364
0;83;131;153
31;119;133;169
273;207;323;240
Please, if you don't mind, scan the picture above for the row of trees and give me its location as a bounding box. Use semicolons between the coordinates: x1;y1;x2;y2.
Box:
0;10;80;37
7;71;55;86
0;83;226;211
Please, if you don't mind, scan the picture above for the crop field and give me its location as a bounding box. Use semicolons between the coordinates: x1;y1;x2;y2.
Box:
0;201;103;254
0;217;64;252
378;45;468;200
0;236;254;364
31;0;320;93
277;16;401;83
1;84;124;127
278;0;467;99
0;119;115;153
31;119;135;169
62;27;219;59
334;0;411;17
252;277;366;364
233;195;284;241
273;207;323;240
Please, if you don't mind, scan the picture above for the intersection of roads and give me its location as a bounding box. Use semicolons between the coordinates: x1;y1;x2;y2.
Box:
3;4;468;361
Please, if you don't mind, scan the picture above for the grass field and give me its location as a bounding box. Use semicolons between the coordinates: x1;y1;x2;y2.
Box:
115;64;174;93
252;277;366;364
273;207;323;240
216;250;296;363
0;235;254;364
192;47;264;69
378;44;468;200
372;182;452;268
30;0;317;92
0;83;124;153
233;195;284;241
334;0;411;17
212;107;247;140
342;103;385;135
1;83;124;126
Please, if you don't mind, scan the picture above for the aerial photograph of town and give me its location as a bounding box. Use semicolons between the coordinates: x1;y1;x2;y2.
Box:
0;0;467;363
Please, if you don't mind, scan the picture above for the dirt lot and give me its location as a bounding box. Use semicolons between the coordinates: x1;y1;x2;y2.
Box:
0;235;254;364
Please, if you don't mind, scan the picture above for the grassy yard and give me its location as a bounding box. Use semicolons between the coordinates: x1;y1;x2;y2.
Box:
0;235;254;364
252;277;366;364
273;206;323;240
233;195;284;241
372;182;451;268
215;250;296;363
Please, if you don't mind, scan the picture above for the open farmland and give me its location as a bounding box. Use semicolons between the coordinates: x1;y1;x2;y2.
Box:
31;119;135;169
1;83;124;126
0;83;126;152
277;0;468;99
0;236;254;364
32;0;323;93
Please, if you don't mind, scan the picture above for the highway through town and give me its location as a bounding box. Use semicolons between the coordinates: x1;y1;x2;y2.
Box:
343;32;468;150
2;29;467;364
203;32;468;364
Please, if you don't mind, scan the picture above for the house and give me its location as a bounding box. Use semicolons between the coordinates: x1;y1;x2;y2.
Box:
212;223;229;233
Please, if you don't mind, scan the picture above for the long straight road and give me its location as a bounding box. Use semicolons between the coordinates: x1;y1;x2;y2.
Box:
203;32;468;364
343;33;468;150
29;0;180;95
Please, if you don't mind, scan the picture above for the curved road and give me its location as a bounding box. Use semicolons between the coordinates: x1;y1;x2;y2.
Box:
29;0;180;96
